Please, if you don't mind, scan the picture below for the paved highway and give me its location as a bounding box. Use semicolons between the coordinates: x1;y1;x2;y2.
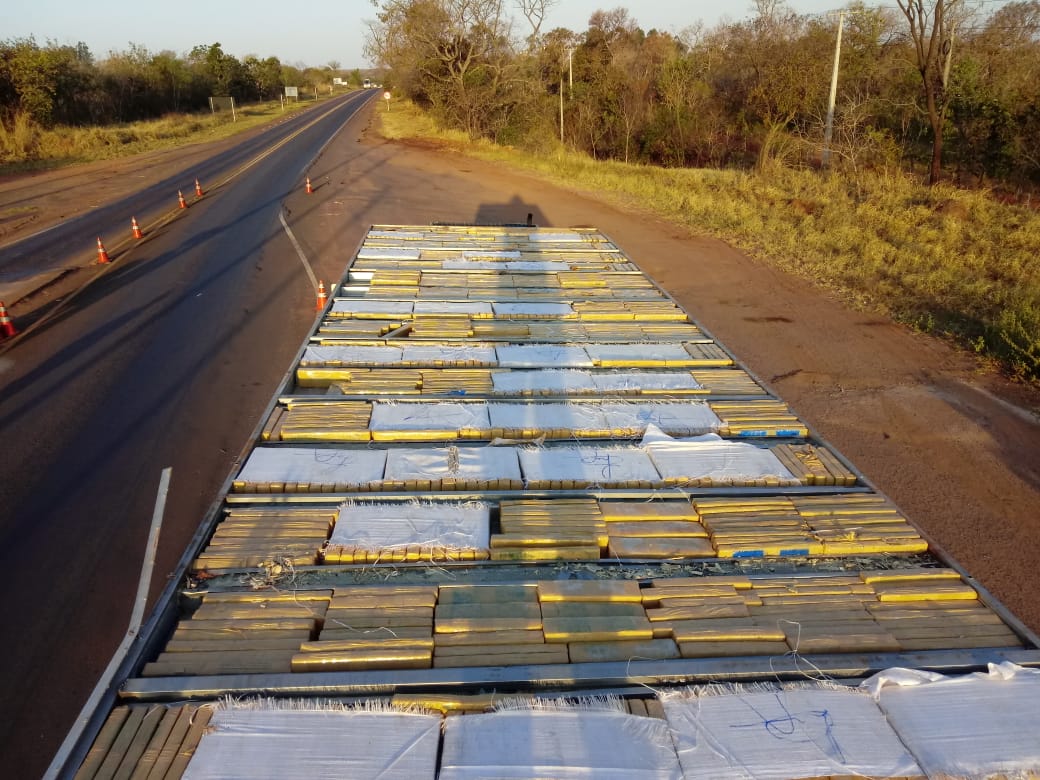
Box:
0;91;376;777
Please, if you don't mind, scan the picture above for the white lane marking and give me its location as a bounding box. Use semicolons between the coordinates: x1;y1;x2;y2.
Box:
279;209;318;292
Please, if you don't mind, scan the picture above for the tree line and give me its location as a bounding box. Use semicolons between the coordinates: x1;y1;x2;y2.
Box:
365;0;1040;188
0;38;360;128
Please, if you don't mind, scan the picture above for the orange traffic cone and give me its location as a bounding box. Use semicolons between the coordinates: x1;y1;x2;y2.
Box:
96;236;110;264
178;190;188;209
194;178;204;197
305;177;313;194
316;281;328;311
131;217;143;239
0;301;17;339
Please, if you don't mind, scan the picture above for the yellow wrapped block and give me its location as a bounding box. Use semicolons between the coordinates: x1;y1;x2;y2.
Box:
679;640;790;658
201;590;333;604
437;584;538;604
874;581;979;602
607;537;716;559
537;581;642;603
540;602;645;619
859;568;961;584
290;648;431;671
490;546;601;561
567;638;680;663
542;616;654;642
435;615;543;633
605;521;708;538
646;604;751;622
435;602;541;620
666;621;786;643
299;636;434;652
434;629;545;647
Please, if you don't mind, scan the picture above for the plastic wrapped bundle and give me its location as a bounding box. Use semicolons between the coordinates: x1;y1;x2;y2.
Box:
370;401;490;437
520;446;660;488
641;427;797;486
234;447;387;491
866;662;1040;777
182;701;440;780
496;344;594;368
328;500;490;561
302;345;402;365
439;706;682;779
491;369;598;395
384;445;522;489
662;683;922;779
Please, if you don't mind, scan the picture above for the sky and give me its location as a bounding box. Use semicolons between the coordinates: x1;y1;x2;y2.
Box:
2;0;844;70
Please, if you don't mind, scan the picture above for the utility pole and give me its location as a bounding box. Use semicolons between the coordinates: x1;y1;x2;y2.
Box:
559;77;564;142
822;10;844;168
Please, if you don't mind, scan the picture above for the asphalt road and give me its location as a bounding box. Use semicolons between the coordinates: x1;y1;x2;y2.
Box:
0;91;377;778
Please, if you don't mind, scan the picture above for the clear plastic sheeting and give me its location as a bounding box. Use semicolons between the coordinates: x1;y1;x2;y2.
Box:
591;372;702;392
492;302;575;317
866;662;1040;777
182;705;440;780
356;246;422;260
371;402;491;430
488;402;609;433
236;448;387;486
491;370;600;394
485;402;720;437
585;344;693;364
439;710;682;780
413;301;492;315
598;403;720;436
302;345;402;365
329;501;491;552
384;446;522;482
662;685;922;780
641;427;795;484
519;446;660;485
496;344;594;368
399;345;497;364
329;300;414;316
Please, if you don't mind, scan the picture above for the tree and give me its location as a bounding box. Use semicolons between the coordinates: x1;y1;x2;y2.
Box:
894;0;962;184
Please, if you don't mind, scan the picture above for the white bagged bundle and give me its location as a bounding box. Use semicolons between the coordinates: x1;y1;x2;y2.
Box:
302;345;402;365
591;372;702;392
491;369;597;394
183;703;440;780
384;445;522;483
440;709;682;779
866;662;1040;776
330;300;414;316
330;500;490;552
662;684;922;779
641;427;795;484
519;446;660;485
236;447;387;486
496;344;594;368
370;401;490;431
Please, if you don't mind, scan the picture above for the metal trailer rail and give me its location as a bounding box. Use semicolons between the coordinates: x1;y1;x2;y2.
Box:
50;224;1040;778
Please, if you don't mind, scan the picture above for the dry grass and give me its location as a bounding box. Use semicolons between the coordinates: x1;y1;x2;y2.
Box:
381;102;1040;381
0;97;331;171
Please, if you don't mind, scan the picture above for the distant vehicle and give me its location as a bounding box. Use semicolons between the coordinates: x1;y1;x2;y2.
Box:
363;79;372;89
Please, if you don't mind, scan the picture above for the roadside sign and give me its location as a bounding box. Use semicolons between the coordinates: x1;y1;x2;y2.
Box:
384;91;392;111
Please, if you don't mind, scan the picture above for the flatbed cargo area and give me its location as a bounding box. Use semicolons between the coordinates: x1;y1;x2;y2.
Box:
58;226;1040;778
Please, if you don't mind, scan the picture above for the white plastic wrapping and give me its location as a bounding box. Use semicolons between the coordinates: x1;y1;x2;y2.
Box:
487;402;609;432
591;372;702;392
598;403;721;436
491;369;598;394
496;344;594;368
329;501;490;552
492;302;575;317
370;402;490;431
441;260;571;271
398;345;497;364
662;685;922;780
384;446;522;483
519;446;660;485
641;427;795;484
236;447;387;486
302;345;402;365
585;344;693;364
528;232;587;242
412;301;492;315
330;300;414;316
356;246;422;260
462;249;522;259
439;710;682;779
183;706;440;780
866;662;1040;776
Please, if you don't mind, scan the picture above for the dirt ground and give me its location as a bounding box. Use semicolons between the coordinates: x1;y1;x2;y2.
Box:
3;110;1039;644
